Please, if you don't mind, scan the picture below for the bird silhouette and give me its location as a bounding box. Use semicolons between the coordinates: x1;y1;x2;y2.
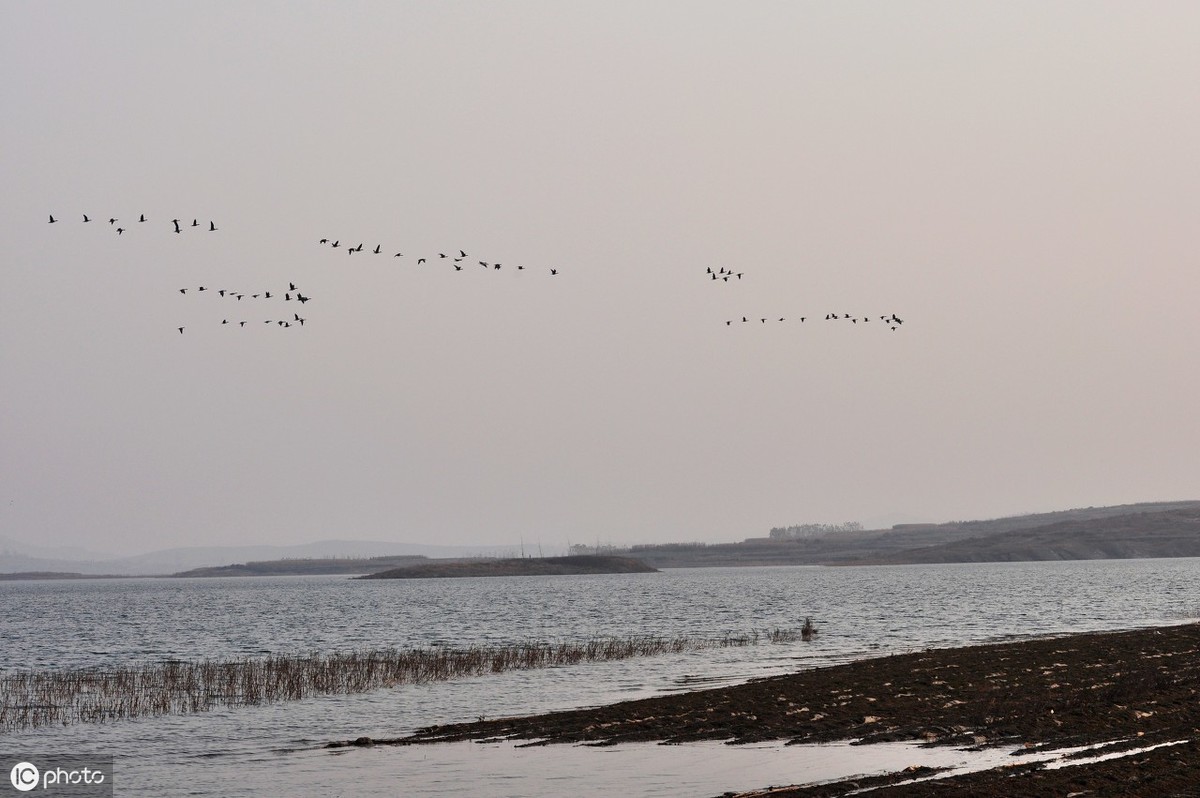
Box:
172;219;181;233
550;269;558;275
373;245;381;254
139;214;146;223
178;327;184;334
209;221;217;232
192;219;199;227
48;215;57;223
116;227;125;235
109;218;117;225
82;214;90;222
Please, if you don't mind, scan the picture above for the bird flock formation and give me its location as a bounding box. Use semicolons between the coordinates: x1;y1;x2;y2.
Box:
47;210;308;334
316;236;560;276
705;268;906;332
723;313;905;330
176;282;311;334
45;211;908;336
48;213;218;236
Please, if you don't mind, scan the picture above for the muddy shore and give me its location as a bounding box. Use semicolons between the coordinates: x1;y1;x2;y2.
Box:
330;623;1200;796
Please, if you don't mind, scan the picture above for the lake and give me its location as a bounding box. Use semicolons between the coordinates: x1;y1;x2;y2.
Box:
2;559;1198;795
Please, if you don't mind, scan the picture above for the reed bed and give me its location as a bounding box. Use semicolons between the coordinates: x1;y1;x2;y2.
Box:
0;629;800;731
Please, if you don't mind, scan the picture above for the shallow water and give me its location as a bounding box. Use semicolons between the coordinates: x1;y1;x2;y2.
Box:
2;559;1199;795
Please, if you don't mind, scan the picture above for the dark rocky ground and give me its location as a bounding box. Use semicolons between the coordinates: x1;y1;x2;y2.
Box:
330;623;1200;796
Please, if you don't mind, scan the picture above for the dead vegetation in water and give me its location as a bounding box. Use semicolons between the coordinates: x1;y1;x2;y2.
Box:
0;629;800;731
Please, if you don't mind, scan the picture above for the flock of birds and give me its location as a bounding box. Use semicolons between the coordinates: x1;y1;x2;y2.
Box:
47;211;305;334
705;269;905;332
316;236;560;276
722;311;905;331
175;282;311;334
48;213;218;236
46;212;909;336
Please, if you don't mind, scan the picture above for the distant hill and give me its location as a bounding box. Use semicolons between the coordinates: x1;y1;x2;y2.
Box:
361;555;658;579
617;501;1200;568
0;539;549;576
857;506;1200;564
172;555;429;577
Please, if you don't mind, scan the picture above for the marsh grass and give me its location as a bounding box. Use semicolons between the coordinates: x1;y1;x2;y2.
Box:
0;629;799;731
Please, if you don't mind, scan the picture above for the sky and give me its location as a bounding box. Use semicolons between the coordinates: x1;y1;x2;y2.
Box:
3;2;1199;557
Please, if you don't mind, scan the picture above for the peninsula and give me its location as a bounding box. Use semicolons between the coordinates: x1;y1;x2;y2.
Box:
359;555;657;579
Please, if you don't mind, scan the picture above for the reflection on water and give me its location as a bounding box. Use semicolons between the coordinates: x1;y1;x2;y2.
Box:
2;559;1199;796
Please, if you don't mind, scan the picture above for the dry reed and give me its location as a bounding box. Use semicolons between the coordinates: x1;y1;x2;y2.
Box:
0;629;800;731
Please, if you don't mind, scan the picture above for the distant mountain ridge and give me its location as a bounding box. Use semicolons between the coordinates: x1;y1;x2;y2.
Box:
619;501;1200;568
859;506;1200;564
5;501;1199;575
0;539;549;576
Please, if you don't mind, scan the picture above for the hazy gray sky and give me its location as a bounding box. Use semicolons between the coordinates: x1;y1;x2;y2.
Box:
4;2;1198;556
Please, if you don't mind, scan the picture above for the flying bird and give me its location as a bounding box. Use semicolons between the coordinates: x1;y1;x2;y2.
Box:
48;215;57;223
109;218;117;225
209;221;217;231
172;219;181;233
139;214;146;223
82;214;90;222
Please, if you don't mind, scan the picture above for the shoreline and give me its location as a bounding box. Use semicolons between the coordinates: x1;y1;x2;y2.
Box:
331;622;1200;796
